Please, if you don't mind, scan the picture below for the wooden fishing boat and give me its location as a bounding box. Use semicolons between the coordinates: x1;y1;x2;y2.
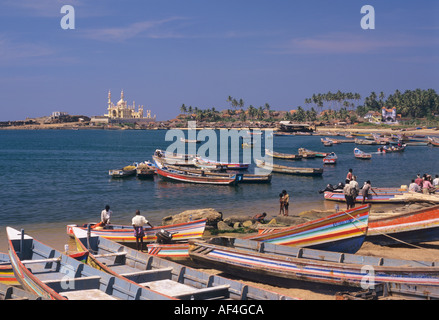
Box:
154;150;196;166
377;144;406;153
67;218;207;244
429;136;439;147
71;227;295;300
166;165;272;184
195;156;250;170
188;236;439;289
323;152;337;164
354;148;372;159
180;138;201;143
255;159;323;176
6;227;175;300
298;148;329;157
109;163;137;178
323;191;407;203
265;149;303;160
0;282;47;300
246;204;370;254
155;159;242;185
0;252;19;285
366;205;439;245
192;157;228;170
146;243;190;259
136;161;156;179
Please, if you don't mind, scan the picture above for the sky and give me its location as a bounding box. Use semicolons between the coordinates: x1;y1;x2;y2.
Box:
0;0;438;121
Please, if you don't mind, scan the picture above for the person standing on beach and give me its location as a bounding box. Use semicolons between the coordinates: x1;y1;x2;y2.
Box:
278;193;285;216
132;210;153;251
346;169;353;182
343;179;354;210
101;205;112;226
282;190;290;216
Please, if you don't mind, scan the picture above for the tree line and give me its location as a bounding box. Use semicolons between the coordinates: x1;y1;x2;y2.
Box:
178;88;439;123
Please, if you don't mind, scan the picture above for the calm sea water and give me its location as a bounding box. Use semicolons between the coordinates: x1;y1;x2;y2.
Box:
1;129;438;231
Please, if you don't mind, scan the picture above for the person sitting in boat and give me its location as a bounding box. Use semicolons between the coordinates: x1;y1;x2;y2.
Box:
361;180;377;204
253;212;267;223
132;210;154;252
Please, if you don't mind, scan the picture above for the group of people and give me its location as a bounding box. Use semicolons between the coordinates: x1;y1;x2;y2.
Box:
409;174;439;194
343;169;377;210
278;190;290;216
100;205;153;251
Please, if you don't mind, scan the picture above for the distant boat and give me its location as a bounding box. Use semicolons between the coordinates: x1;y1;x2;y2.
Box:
354;148;372;159
155;159;242;185
136;161;156;179
298;148;329;158
265;149;303;160
109;163;138;178
323;152;338;164
195;156;249;170
255;159;323;176
180;138;201;143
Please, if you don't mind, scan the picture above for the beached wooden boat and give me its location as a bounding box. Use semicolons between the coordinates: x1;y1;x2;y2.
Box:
366;205;439;245
67;218;207;244
255;159;323;176
323;191;406;203
298;148;329;157
188;236;439;289
429;136;439;147
71;227;295;300
6;227;175;300
0;252;19;286
109;163;137;178
165;165;271;184
146;243;190;259
323;152;337;164
155;159;242;185
0;282;47;300
246;204;370;254
265;149;303;160
136;161;156;179
354;148;372;159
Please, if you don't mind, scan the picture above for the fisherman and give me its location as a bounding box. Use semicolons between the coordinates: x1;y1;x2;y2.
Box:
132;210;154;251
253;212;267;223
346;169;353;182
100;205;112;226
361;180;377;204
408;179;421;193
278;193;285;216
343;179;355;210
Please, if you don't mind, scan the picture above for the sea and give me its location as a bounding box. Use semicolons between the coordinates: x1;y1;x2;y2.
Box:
0;129;438;250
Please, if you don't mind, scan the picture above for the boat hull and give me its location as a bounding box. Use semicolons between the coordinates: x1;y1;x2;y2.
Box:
367;205;439;245
67;219;207;244
246;204;370;254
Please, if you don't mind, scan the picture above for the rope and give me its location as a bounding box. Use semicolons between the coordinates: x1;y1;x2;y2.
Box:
343;207;426;250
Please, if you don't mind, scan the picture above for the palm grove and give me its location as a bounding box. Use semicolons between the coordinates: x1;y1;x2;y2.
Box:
178;89;439;125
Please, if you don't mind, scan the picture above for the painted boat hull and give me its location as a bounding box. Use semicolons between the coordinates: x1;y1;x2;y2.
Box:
367;205;439;245
246;205;370;254
67;219;206;243
7;227;174;300
0;252;19;286
147;243;189;259
71;227;296;300
255;159;323;176
189;237;439;288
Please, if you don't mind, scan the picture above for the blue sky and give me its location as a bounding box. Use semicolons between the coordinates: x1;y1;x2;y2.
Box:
0;0;438;121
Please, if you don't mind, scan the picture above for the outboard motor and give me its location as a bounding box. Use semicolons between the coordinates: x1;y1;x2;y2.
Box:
156;229;177;244
319;183;334;194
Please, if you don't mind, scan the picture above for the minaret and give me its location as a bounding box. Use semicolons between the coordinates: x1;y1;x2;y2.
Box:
107;90;112;114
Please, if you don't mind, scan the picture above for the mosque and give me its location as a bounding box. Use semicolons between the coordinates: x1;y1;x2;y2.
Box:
91;90;156;125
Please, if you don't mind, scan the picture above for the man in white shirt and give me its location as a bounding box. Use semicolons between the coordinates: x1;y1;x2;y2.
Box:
433;175;439;187
132;210;153;251
101;205;112;226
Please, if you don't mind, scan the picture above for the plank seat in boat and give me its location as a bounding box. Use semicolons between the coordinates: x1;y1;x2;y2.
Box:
60;289;118;300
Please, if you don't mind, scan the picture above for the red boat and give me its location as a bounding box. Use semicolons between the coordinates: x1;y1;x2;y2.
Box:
366;205;439;245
